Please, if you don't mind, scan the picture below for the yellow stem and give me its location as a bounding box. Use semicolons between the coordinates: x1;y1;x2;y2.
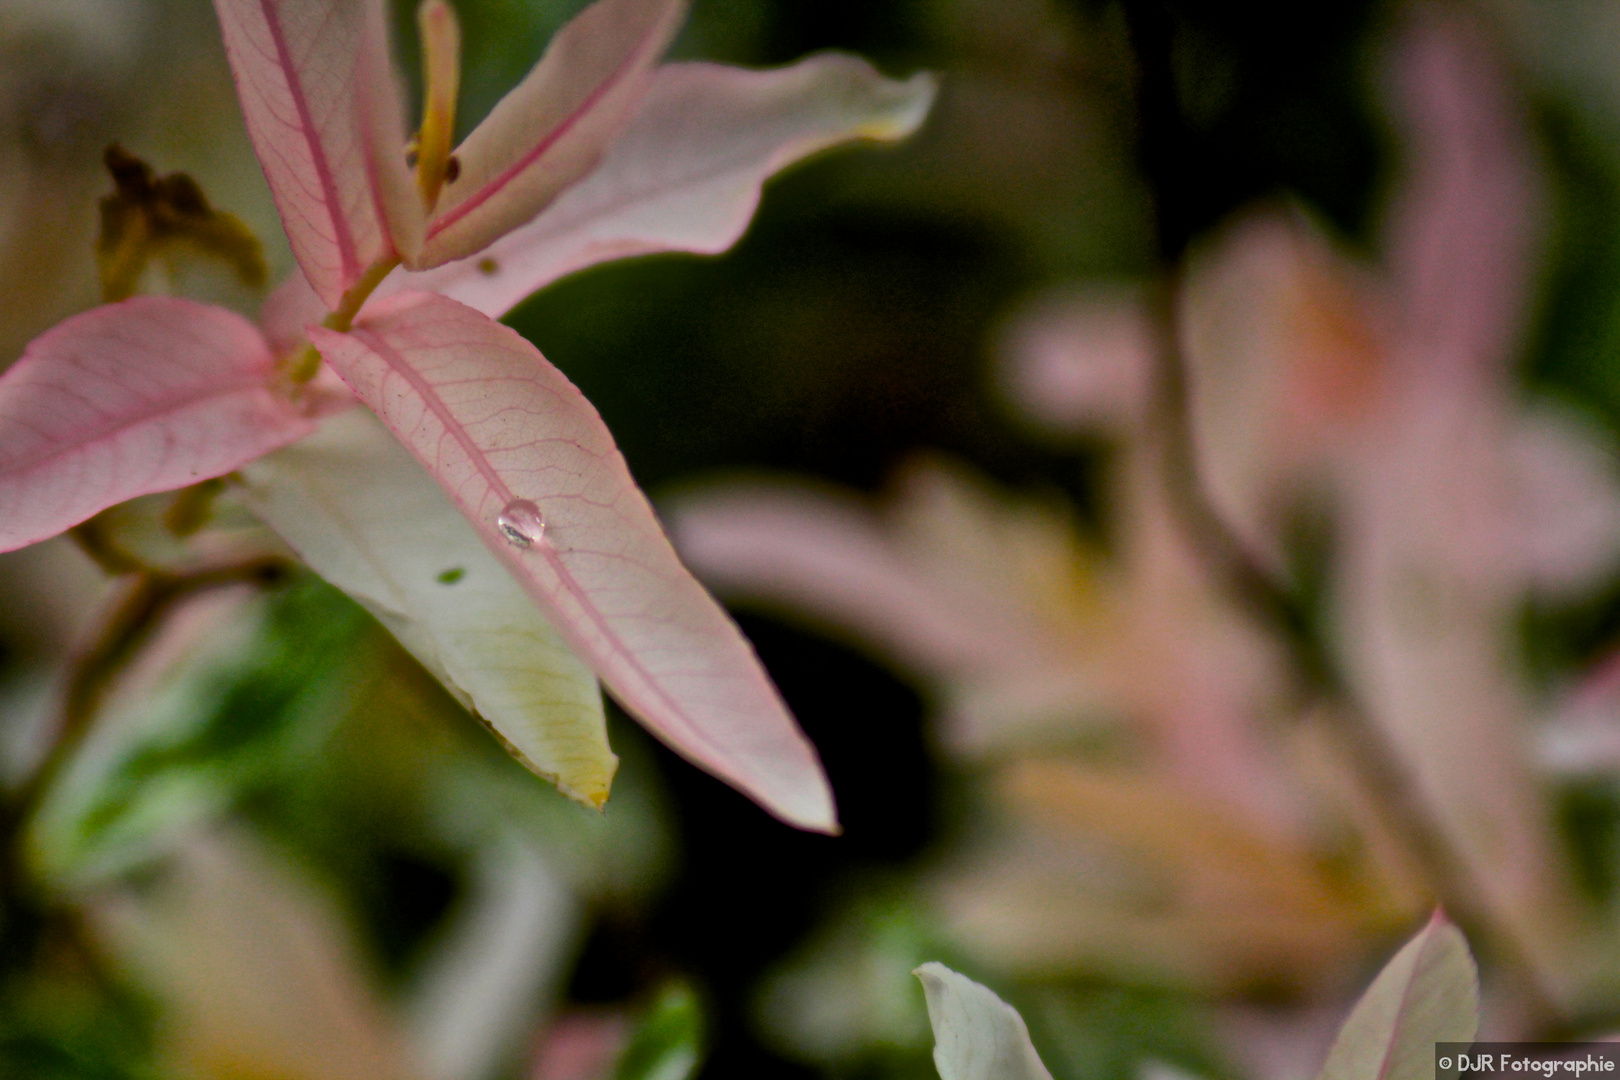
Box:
324;253;401;333
277;253;400;385
415;0;462;211
278;4;458;383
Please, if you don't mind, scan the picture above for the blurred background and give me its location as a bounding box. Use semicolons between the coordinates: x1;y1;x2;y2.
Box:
8;0;1620;1078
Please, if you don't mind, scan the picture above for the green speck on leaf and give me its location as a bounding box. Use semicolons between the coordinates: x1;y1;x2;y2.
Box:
437;568;466;585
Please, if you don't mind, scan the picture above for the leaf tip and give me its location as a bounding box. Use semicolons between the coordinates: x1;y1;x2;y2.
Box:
766;772;840;834
541;747;618;811
863;69;940;142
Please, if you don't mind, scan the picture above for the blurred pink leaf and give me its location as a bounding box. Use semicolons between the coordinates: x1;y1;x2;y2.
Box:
399;53;937;315
935;759;1390;992
1165;21;1613;930
1145;22;1583;960
0;297;311;553
1216;1003;1353;1080
668;478;1009;682
530;1012;629;1080
403;830;578;1080
415;0;686;268
1331;12;1579;986
669;455;1313;862
669;463;1131;760
1181;212;1388;561
309;291;835;831
1334;371;1579;992
993;283;1153;435
258;267;328;358
1504;408;1620;596
1382;10;1539;378
671;458;1298;828
1540;647;1620;779
210;0;417;308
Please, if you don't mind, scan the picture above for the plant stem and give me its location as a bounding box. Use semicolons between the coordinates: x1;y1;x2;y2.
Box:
280;253;401;384
323;254;401;334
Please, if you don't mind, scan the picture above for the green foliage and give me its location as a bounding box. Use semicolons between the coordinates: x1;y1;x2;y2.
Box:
616;982;706;1080
1013;985;1223;1080
1526;99;1620;438
1559;778;1620;905
0;977;158;1080
29;574;376;889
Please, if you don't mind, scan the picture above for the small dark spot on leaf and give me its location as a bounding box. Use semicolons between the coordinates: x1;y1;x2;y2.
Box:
437;568;465;585
478;258;498;276
444;155;460;183
405;148;419;169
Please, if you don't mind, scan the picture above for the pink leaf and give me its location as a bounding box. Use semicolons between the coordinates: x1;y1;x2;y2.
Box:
397;53;936;316
414;0;686;269
1330;13;1578;979
994;283;1152;435
0;298;312;553
308;292;836;831
1382;9;1537;377
530;1012;629;1080
668;479;1003;682
211;0;418;307
258;267;326;358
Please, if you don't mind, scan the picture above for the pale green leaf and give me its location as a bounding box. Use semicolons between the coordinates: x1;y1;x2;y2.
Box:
238;408;615;807
1315;914;1479;1080
914;962;1053;1080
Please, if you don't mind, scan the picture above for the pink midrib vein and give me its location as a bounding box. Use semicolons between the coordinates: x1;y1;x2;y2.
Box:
1371;932;1436;1080
256;0;363;282
425;20;661;242
345;323;741;761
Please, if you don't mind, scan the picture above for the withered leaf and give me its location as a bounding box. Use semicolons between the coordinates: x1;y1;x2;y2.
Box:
99;145;268;302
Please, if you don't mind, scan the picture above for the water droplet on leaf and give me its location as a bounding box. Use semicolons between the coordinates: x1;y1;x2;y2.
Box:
497;499;545;548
